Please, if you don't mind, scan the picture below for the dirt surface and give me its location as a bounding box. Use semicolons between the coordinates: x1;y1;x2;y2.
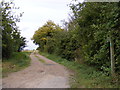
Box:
2;52;71;88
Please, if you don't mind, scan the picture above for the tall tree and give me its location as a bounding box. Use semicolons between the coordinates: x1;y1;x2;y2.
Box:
1;0;26;58
32;20;63;53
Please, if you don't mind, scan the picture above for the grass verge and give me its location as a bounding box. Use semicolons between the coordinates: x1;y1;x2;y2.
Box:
39;52;120;88
2;52;31;77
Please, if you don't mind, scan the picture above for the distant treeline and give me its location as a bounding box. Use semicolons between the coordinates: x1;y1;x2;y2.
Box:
32;2;120;76
1;1;26;59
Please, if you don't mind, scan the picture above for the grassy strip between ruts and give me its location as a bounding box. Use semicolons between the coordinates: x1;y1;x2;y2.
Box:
39;52;120;88
2;52;31;77
35;55;46;63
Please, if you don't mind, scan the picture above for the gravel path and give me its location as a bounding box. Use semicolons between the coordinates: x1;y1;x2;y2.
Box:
2;52;70;88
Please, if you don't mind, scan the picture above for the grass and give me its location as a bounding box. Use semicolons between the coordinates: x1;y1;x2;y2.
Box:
35;55;46;63
39;52;120;88
2;52;31;77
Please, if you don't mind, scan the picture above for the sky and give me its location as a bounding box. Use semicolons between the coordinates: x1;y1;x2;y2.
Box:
11;0;83;50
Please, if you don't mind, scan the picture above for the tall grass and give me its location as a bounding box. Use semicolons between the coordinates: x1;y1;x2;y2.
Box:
2;52;31;77
39;52;120;88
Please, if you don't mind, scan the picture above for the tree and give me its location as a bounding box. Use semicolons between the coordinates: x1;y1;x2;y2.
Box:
32;20;63;53
1;0;26;58
69;1;120;75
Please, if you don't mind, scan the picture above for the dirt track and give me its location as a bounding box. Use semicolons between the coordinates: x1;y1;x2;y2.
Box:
2;52;70;88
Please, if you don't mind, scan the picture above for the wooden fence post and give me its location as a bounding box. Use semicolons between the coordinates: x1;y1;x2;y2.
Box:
109;37;115;77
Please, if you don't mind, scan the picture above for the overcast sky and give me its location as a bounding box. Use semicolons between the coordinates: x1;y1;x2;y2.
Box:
11;0;83;50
